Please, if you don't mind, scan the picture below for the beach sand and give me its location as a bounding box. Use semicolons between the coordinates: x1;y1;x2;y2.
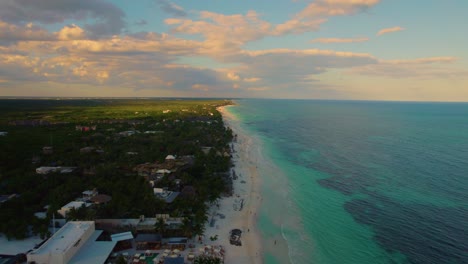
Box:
200;106;263;263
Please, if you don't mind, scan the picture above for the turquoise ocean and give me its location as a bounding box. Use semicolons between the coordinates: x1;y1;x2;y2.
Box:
226;99;468;264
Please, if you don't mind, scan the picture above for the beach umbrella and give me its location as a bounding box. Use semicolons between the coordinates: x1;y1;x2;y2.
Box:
164;249;171;253
162;253;168;257
170;254;178;258
145;250;151;255
173;249;180;254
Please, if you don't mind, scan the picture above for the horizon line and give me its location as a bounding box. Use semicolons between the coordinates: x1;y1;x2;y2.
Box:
0;96;467;104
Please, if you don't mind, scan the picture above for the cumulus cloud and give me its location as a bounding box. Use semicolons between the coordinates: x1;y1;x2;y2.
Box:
0;0;126;36
377;26;405;36
311;37;369;43
56;24;86;40
166;10;272;54
156;0;187;17
0;0;464;99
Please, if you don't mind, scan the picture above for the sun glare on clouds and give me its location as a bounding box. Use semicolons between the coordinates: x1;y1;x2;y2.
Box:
0;0;466;101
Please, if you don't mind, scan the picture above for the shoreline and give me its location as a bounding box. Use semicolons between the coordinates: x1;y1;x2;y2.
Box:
201;105;263;263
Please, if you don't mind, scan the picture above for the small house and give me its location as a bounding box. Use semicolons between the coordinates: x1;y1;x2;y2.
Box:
82;189;98;200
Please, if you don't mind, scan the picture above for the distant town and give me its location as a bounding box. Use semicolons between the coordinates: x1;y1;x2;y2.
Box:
0;99;234;264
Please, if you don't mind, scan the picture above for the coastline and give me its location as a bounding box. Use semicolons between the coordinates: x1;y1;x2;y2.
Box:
201;105;263;263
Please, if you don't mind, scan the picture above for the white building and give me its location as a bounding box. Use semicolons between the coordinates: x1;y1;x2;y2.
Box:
27;221;116;264
36;166;58;174
36;166;76;174
58;201;91;217
165;155;176;160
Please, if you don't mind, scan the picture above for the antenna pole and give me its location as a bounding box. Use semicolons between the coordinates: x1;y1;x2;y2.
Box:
53;213;56;235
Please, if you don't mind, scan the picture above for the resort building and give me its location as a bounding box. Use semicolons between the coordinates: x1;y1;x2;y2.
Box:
58;201;91;217
27;221;116;264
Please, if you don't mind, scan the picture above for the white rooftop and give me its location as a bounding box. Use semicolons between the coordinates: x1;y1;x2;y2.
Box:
69;230;116;264
62;201;88;209
31;221;93;255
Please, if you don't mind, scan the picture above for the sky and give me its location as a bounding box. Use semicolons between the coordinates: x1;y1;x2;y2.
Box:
0;0;467;101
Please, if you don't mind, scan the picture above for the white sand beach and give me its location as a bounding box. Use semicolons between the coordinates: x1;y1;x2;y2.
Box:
199;106;263;263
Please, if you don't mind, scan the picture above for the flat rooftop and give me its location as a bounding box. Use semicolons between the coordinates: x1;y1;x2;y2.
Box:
30;221;93;256
62;201;87;208
69;230;116;264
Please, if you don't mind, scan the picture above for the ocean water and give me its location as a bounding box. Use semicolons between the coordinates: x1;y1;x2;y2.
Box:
226;99;468;264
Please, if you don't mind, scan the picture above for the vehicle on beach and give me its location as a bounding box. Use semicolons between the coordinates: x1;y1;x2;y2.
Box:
229;229;242;246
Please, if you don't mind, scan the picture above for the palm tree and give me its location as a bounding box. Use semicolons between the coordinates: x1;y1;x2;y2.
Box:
154;217;166;236
180;217;193;238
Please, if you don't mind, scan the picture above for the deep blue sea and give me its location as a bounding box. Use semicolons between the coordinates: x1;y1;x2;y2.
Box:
227;99;468;264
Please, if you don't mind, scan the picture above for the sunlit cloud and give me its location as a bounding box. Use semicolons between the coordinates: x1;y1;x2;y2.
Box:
311;37;369;43
0;0;465;100
377;26;405;36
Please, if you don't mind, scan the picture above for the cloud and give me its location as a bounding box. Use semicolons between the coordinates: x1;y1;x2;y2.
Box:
56;24;86;40
224;49;378;94
272;0;380;35
0;0;126;36
163;1;382;54
311;37;369;43
350;56;464;79
165;10;272;55
385;57;455;65
243;77;261;82
156;0;187;17
227;72;240;81
0;21;52;44
377;26;405;36
0;0;464;100
297;0;380;18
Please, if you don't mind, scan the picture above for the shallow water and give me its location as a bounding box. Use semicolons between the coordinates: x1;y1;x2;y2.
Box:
226;100;468;264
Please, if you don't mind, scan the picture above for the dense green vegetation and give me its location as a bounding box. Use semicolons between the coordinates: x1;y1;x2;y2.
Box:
0;99;233;239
